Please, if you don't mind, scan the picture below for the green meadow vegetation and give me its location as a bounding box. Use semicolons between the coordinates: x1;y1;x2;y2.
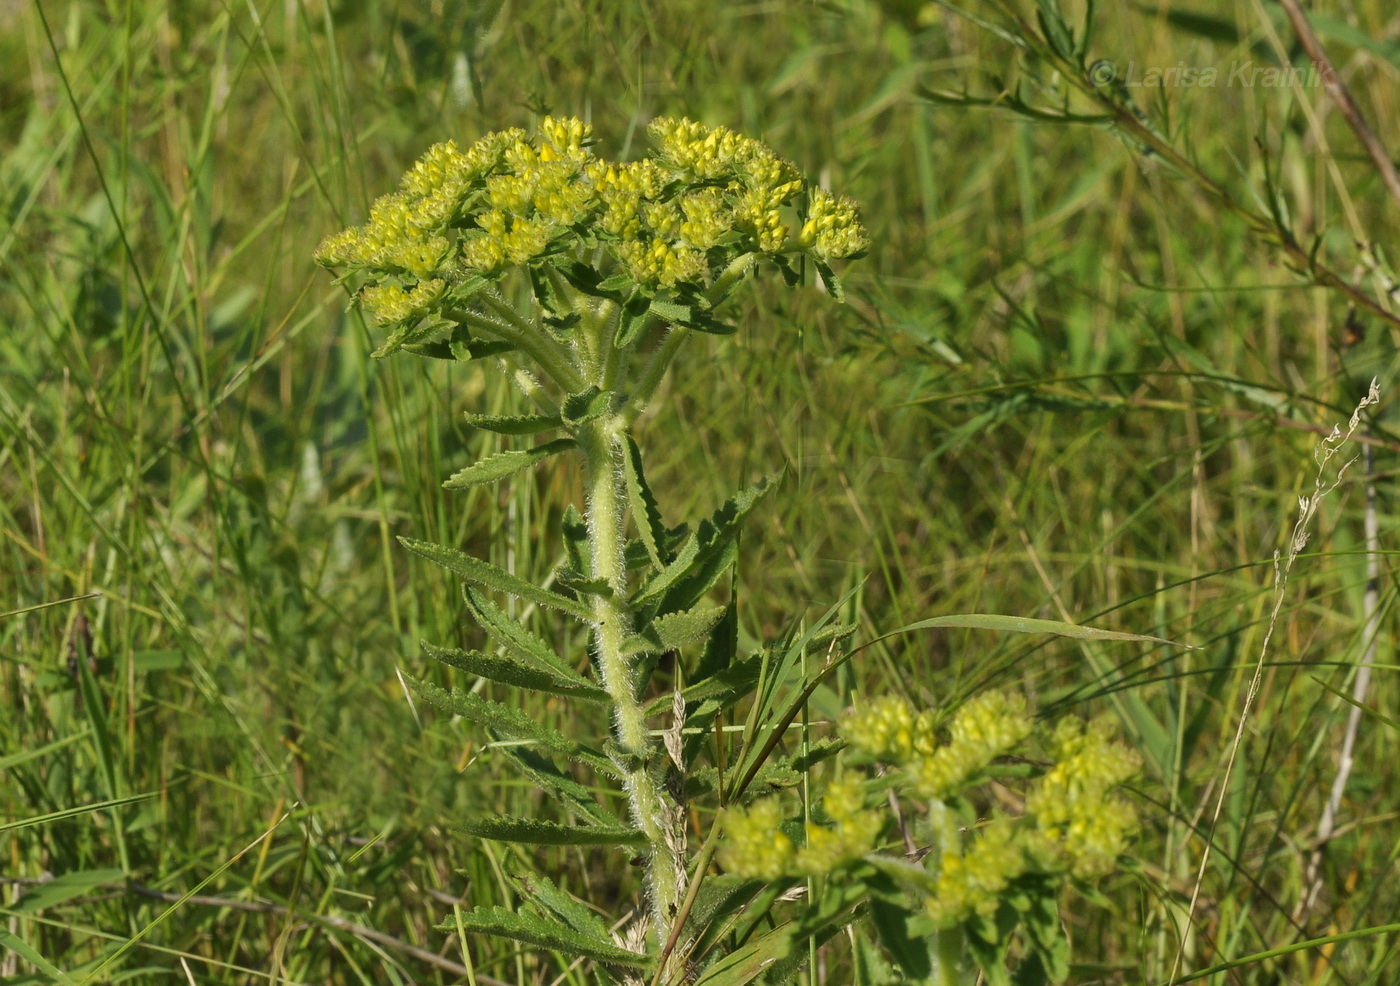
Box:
3;1;1400;983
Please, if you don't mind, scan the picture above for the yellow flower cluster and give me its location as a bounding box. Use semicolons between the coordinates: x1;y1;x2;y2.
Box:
717;799;793;881
719;776;881;880
841;692;1139;925
925;820;1026;927
1025;717;1141;878
841;691;1032;798
314;115;868;325
801;189;871;261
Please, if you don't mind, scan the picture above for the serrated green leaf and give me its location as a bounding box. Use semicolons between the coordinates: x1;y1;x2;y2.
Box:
555;566;613;597
404;675;608;771
648;298;697;323
370;312;454;358
516;871;612;939
623;434;669;570
869;896;932;981
14;868;127;914
457;338;516;360
463;815;646;846
634;476;778;619
495;744;620;823
422;642;607;702
615;292;653;349
813;258;846;302
401;538;592;620
462;587;585;680
463;411;563;435
443;438;577;490
452;907;652;968
693;924;794;986
561;386;617;426
560;504;588;574
625;605;726;655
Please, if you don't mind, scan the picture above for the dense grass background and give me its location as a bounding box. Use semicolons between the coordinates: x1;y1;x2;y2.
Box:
4;0;1400;982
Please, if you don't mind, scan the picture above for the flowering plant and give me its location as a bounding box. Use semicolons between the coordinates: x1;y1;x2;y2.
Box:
316;116;1137;985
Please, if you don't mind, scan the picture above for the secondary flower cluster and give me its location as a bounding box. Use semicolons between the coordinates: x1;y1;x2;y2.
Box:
843;690;1033;798
718;691;1140;930
314;115;869;327
720;776;882;879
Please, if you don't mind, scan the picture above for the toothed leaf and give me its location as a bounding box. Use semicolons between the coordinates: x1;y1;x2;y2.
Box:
462;815;646;846
633;476;778;619
561;386;617;427
422;642;607;702
623;434;669;570
463;411;563;435
443;438;577;490
496;744;621;822
447;907;652;969
404;675;608;771
625;605;727;655
515;872;612;938
462;587;586;679
401;538;592;620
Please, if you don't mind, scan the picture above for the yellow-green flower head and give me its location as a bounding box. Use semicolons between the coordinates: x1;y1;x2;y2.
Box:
649;117;752;179
947;691;1033;761
800;189;870;260
910;740;986;799
718;799;794;881
358;279;446;324
842;696;919;762
537;115;593;164
795;776;882;875
925;820;1027;927
1026;717;1141;877
315;115;866;333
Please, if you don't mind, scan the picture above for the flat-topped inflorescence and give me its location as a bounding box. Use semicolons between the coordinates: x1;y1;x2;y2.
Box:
315;115;868;330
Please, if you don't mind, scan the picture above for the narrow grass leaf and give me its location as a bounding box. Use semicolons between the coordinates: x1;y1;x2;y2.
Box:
0;729;89;772
0;792;159;835
463;815;646;846
422;642;608;702
401;538;592;620
884;614;1189;647
451;907;652;968
442;438;577;490
14;868;127;914
0;928;79;986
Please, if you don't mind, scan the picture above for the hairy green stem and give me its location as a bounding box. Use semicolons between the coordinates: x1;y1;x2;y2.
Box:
578;417;683;952
627;325;690;421
471;292;586;392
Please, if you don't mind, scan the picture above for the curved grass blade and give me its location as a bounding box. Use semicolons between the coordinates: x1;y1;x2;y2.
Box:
883;614;1192;648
